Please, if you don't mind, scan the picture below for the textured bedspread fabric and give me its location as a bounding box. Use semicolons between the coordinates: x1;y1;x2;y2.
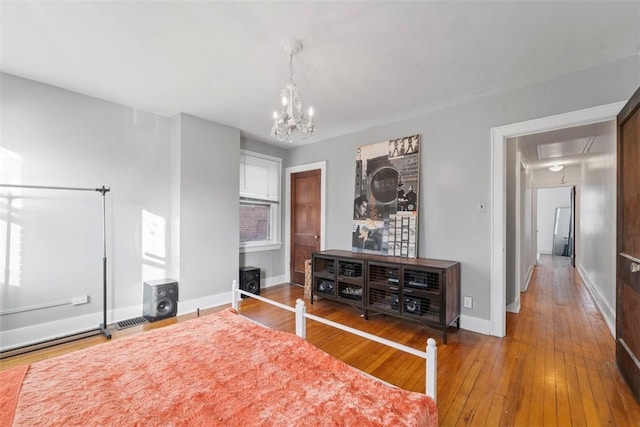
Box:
0;364;28;426
1;308;437;426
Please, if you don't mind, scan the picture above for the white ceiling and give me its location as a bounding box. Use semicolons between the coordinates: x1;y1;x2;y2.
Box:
1;1;638;147
515;119;615;169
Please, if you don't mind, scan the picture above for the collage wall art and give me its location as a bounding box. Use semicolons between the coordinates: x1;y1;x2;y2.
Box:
352;134;420;258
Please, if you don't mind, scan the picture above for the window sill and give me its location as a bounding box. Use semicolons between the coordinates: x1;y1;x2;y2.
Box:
240;242;283;253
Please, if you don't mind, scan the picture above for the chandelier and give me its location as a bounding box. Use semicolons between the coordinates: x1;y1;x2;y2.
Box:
271;39;316;142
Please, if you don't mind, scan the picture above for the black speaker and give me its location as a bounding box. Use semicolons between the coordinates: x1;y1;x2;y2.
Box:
404;297;426;315
239;267;260;298
316;279;334;295
391;293;400;312
143;279;178;322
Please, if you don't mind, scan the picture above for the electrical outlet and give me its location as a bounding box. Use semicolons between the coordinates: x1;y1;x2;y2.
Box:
463;296;473;309
72;295;89;305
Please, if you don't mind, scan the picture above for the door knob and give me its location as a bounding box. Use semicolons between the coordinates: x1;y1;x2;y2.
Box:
314;234;319;240
631;262;640;273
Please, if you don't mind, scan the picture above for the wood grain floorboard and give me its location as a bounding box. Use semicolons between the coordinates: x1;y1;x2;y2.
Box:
2;255;639;425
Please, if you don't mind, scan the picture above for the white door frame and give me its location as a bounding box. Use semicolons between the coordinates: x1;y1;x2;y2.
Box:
284;161;327;282
490;101;624;337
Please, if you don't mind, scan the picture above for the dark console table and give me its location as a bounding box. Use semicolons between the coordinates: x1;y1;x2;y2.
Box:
311;249;460;343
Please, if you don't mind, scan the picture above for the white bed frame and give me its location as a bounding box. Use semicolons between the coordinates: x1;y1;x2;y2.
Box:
231;280;437;402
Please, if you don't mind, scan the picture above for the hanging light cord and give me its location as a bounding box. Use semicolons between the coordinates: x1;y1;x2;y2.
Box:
289;53;294;83
561;146;566;184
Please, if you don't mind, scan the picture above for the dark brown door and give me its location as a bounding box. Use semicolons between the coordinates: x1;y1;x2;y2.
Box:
617;86;640;402
291;169;321;284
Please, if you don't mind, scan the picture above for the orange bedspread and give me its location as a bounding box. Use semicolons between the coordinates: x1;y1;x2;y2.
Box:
1;308;437;426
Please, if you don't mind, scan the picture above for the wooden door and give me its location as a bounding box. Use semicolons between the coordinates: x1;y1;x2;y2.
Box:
290;169;321;285
617;86;640;403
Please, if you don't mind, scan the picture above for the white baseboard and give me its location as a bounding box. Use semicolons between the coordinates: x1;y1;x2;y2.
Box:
459;314;492;335
0;290;233;352
178;292;231;316
0;313;103;352
0;278;293;352
576;264;616;338
506;298;521;314
522;264;534;292
263;274;287;288
1;278;494;351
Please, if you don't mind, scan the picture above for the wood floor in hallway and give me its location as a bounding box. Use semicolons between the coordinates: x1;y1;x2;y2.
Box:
2;255;639;425
488;255;640;426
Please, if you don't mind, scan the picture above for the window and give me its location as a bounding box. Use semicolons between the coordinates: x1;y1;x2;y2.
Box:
239;150;282;252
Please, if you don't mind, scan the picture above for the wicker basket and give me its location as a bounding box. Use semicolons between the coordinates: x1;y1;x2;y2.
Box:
304;259;312;299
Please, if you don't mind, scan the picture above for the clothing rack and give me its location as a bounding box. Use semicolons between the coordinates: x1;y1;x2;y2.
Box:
0;183;112;339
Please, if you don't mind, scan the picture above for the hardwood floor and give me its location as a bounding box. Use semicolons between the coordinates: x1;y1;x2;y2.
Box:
2;255;639;425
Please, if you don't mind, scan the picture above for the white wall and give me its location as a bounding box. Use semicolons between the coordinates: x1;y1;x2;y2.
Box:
508;145;536;313
536;186;572;255
505;142;517;306
285;55;638;331
506;142;536;309
521;162;535;292
577;121;617;335
0;73;242;349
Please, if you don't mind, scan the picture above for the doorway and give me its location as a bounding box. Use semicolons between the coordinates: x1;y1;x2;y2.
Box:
285;161;326;284
290;169;321;284
536;186;574;261
490;101;625;337
616;87;640;402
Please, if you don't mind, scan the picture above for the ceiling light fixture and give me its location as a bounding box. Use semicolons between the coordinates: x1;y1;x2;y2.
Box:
271;39;315;143
549;142;566;173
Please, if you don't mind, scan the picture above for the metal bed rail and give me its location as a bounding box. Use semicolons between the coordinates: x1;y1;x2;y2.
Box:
231;279;437;401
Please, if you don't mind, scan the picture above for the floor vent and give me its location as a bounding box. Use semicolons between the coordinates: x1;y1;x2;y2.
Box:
115;317;147;330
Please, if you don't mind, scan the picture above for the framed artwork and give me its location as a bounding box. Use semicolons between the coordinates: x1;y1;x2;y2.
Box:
352;134;420;258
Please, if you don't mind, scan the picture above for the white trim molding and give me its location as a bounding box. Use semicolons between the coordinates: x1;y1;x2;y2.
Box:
459;314;492;336
576;265;616;338
263;274;288;289
506;299;521;314
284;161;327;282
490;101;625;338
239;150;282;253
523;264;534;293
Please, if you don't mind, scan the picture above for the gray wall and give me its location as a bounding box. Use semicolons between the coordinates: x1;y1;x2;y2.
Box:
176;114;240;300
0;73;241;349
285;55;639;323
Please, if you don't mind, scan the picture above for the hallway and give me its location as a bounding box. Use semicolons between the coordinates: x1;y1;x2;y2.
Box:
494;254;639;425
